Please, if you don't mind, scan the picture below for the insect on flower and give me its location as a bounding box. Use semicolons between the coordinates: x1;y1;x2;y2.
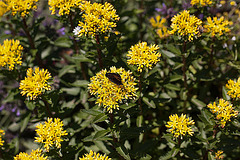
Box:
105;73;123;85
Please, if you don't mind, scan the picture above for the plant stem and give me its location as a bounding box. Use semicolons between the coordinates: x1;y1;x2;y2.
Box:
138;72;143;115
95;34;103;69
43;99;53;118
69;12;87;80
182;41;187;110
22;17;44;68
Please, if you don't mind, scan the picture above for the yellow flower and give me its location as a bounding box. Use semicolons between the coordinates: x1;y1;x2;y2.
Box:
5;0;39;17
19;67;52;100
169;10;202;41
207;99;238;128
0;39;23;71
215;150;224;160
79;150;111;160
191;0;213;7
156;27;169;39
165;114;195;138
48;0;84;16
0;129;5;146
88;66;138;113
230;1;237;6
74;1;120;37
204;16;231;37
127;42;161;72
226;77;240;99
0;1;8;17
149;15;167;29
220;0;226;5
14;149;48;160
35;118;68;152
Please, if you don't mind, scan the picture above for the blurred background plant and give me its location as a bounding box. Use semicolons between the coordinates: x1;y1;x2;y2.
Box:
0;0;240;159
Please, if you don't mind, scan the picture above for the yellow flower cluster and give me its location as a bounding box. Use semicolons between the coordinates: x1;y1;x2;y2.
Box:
88;66;138;113
0;129;5;146
191;0;213;7
226;77;240;99
0;39;23;71
165;114;195;138
75;1;120;37
149;15;169;39
127;42;161;72
48;0;84;16
215;150;224;160
79;150;111;160
169;10;202;41
19;67;52;100
0;0;39;17
207;99;238;128
14;149;48;160
0;1;8;17
35;118;68;152
204;16;231;37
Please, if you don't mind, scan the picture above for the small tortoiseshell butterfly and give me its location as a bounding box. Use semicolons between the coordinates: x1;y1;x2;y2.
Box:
105;73;123;85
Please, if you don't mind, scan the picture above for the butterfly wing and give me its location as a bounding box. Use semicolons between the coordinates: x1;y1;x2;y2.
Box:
106;73;123;85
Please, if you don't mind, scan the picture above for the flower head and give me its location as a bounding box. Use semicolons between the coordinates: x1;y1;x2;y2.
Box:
0;129;5;146
226;77;240;99
35;118;68;152
74;1;120;37
0;1;8;17
88;66;138;113
127;42;161;72
79;150;111;160
0;39;23;70
48;0;84;16
191;0;213;7
169;10;202;41
207;99;238;128
166;114;195;138
19;67;52;100
5;0;39;17
215;150;224;160
150;15;169;39
14;149;48;160
204;16;231;37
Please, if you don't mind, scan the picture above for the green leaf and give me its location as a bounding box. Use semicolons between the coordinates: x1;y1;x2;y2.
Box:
92;129;110;141
222;86;230;100
119;103;136;110
142;97;156;108
61;87;80;96
58;65;75;78
191;97;206;109
116;147;131;160
71;80;89;88
92;113;108;124
72;54;93;63
81;109;102;116
164;44;181;56
161;49;176;58
169;75;182;82
20;113;31;133
136;115;143;127
25;101;36;111
54;37;72;48
164;84;180;91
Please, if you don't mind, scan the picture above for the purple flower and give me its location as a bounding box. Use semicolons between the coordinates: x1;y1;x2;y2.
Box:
155;3;176;18
57;27;65;36
182;1;191;10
